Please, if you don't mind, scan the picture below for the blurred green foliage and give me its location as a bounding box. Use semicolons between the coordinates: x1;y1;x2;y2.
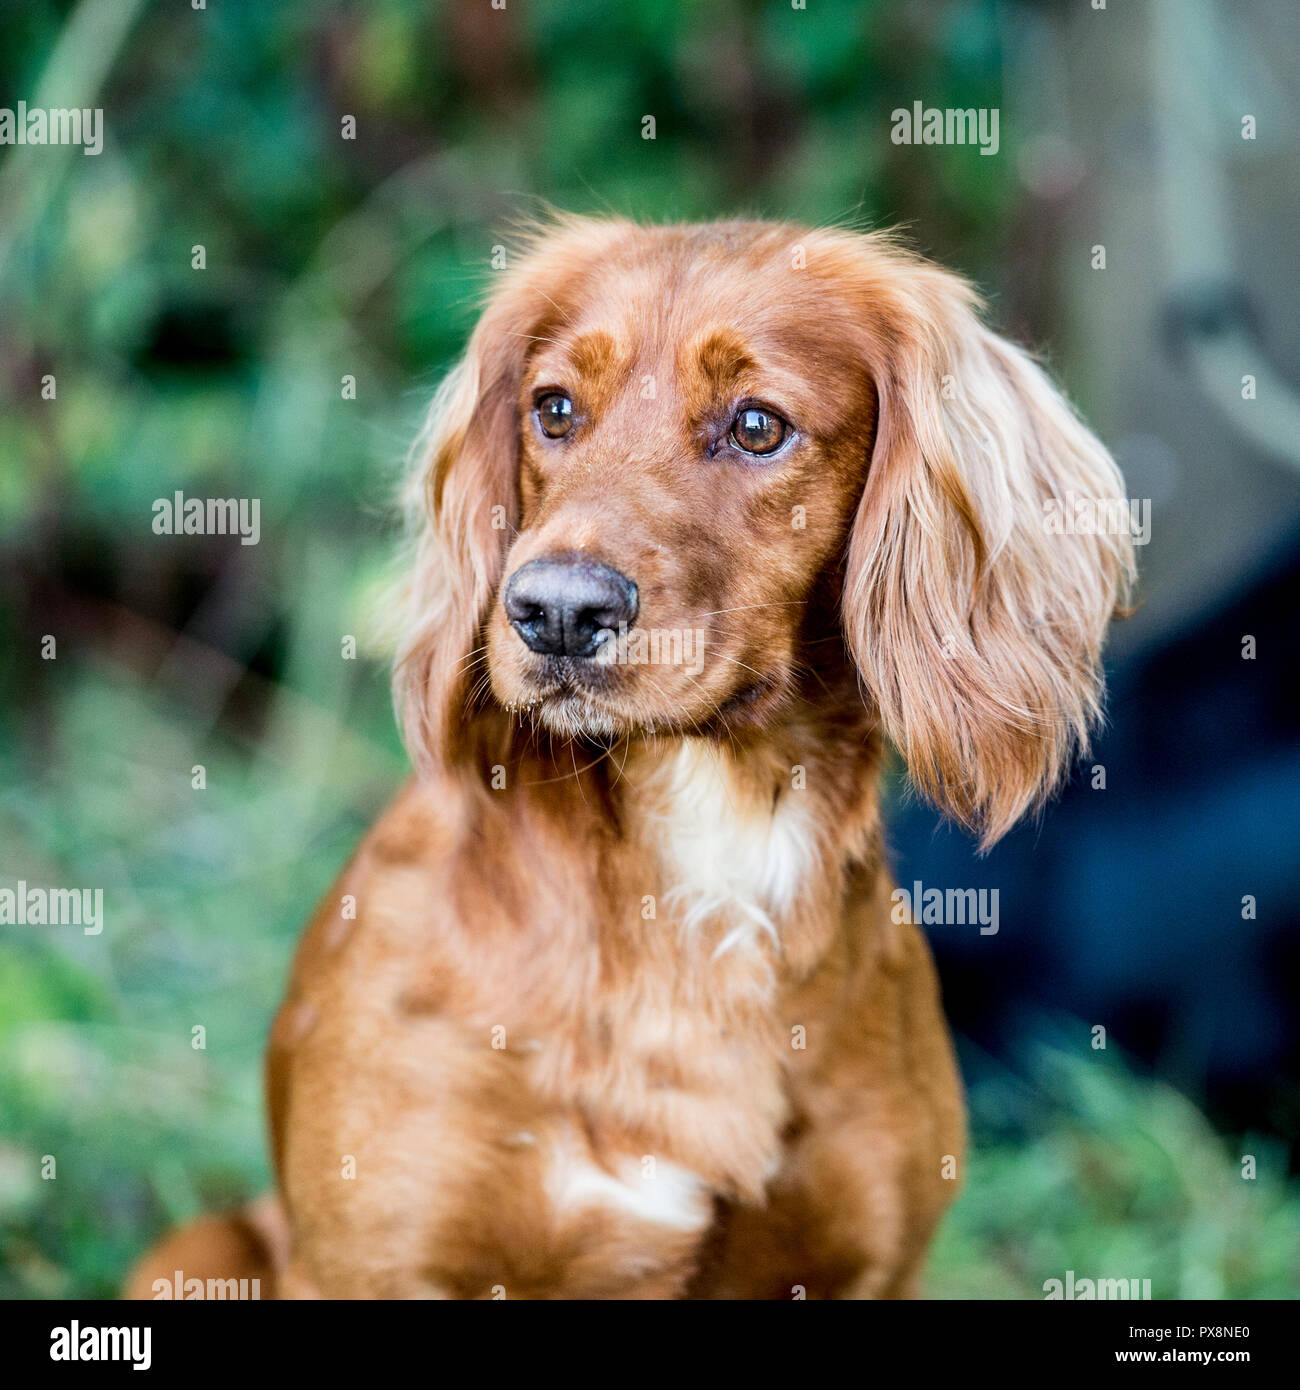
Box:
1;0;1296;1298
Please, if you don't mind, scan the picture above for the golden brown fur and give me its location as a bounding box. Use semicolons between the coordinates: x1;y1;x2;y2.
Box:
127;216;1133;1300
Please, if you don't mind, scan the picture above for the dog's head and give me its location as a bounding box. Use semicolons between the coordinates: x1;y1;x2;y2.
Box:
397;217;1134;844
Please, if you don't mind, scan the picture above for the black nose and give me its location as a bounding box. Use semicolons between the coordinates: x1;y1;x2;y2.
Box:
503;557;638;658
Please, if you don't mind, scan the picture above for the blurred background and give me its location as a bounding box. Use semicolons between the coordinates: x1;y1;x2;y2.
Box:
2;0;1298;1299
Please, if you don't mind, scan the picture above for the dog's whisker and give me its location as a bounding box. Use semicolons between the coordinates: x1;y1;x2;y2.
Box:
696;602;805;619
704;651;769;683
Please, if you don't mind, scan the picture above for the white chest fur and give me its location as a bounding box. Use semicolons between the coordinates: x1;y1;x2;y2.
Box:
640;741;820;955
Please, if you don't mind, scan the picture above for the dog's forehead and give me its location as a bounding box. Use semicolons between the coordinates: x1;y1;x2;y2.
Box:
571;227;845;335
531;228;863;403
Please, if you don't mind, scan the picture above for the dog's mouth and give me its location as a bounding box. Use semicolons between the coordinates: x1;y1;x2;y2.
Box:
499;669;631;738
494;650;781;742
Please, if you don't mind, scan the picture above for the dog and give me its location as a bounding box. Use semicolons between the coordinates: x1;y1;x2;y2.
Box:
127;216;1134;1299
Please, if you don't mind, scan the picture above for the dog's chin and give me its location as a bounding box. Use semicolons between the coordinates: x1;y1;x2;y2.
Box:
489;661;626;738
514;692;626;741
491;662;705;741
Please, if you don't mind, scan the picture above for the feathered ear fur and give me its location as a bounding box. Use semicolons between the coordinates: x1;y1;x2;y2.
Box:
392;330;516;773
838;238;1135;847
393;216;629;773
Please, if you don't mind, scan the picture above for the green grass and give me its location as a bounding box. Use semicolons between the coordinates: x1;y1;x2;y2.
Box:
0;653;399;1298
929;1047;1300;1299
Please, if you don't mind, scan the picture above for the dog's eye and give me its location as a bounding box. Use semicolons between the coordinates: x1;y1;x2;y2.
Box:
729;407;789;456
536;393;574;439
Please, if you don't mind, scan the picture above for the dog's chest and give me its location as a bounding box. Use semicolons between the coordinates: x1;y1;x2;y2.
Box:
639;741;819;954
521;743;825;1199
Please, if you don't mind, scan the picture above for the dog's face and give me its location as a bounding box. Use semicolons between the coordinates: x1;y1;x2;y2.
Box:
399;218;1134;844
485;227;877;739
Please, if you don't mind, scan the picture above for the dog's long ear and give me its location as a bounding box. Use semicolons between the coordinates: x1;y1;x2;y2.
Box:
841;243;1135;847
393;286;529;774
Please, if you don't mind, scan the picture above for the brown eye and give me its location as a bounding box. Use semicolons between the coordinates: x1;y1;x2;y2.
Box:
537;393;574;439
729;407;788;456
